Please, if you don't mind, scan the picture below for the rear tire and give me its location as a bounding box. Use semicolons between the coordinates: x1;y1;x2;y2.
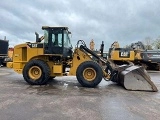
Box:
2;63;6;66
49;76;56;80
23;59;50;85
76;61;103;87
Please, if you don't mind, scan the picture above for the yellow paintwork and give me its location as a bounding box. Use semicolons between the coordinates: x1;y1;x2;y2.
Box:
14;69;22;74
53;65;62;73
90;39;95;50
47;61;63;77
28;66;42;80
134;50;142;60
110;50;135;61
8;50;13;59
69;48;92;76
83;67;96;81
13;43;44;63
13;63;23;69
7;62;13;68
10;43;44;74
9;42;65;76
110;41;143;62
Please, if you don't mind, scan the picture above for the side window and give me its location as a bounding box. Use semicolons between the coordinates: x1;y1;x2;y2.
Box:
44;30;48;44
58;34;62;47
64;34;68;47
52;34;55;43
52;33;62;47
64;33;72;48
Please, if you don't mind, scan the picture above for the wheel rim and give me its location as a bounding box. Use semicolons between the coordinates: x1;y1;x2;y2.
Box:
83;67;96;81
28;66;42;80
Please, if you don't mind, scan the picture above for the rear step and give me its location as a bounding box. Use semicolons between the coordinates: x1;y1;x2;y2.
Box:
112;65;158;92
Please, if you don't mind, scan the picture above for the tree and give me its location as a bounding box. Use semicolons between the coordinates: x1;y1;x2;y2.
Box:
124;45;131;48
143;37;153;50
152;36;160;49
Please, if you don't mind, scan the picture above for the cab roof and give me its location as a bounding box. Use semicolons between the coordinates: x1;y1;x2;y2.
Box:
42;26;68;30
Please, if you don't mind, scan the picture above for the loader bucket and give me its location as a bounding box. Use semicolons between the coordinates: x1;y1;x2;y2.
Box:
113;65;158;92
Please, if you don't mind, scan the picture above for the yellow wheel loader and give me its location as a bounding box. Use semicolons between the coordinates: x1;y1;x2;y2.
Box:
7;26;158;91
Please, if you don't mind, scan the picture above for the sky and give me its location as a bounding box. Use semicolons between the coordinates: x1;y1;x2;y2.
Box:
0;0;160;51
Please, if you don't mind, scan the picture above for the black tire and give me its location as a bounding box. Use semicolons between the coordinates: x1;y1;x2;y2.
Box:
23;59;50;85
76;61;103;87
2;63;6;66
49;76;56;80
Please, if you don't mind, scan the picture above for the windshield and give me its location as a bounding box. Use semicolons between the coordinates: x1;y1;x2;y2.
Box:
64;30;72;48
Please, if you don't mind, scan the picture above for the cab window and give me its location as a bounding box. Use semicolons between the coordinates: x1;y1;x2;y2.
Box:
64;30;72;48
52;33;62;47
44;30;48;44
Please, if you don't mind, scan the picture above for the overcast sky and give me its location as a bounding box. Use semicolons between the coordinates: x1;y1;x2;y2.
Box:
0;0;160;50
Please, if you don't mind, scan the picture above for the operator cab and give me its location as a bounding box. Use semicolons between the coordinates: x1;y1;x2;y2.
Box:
42;26;73;58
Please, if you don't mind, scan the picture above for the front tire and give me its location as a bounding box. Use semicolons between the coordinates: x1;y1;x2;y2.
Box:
23;59;50;85
76;61;103;87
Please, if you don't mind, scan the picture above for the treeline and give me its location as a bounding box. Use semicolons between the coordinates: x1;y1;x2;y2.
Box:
143;36;160;50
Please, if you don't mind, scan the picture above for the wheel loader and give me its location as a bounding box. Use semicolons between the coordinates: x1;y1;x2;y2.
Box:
7;26;158;91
